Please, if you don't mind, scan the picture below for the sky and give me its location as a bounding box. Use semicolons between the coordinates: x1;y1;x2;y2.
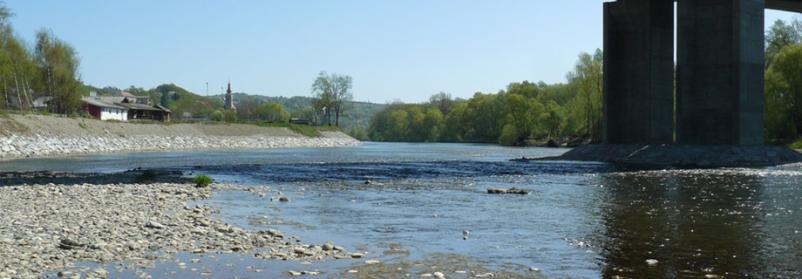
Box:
4;1;800;103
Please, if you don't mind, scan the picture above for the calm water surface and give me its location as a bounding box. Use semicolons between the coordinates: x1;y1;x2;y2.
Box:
3;142;802;278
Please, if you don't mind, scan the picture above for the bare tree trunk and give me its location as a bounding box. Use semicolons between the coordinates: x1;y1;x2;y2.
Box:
12;71;22;110
2;78;7;109
20;73;32;111
334;104;340;127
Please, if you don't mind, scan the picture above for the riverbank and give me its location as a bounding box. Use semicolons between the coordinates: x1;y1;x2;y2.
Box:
0;182;360;278
0;114;359;160
536;144;802;168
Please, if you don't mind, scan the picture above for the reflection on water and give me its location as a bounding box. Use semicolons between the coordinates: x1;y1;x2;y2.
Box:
4;142;802;278
596;169;802;278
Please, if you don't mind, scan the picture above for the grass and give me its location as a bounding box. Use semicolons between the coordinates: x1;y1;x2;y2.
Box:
78;122;88;129
790;139;802;150
249;121;339;137
193;174;214;188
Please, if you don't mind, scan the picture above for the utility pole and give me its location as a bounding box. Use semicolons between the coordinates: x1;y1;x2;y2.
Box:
205;82;208;97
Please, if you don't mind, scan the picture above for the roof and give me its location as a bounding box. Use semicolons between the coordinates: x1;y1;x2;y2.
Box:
82;97;127;110
116;102;171;113
116;102;163;111
154;104;172;113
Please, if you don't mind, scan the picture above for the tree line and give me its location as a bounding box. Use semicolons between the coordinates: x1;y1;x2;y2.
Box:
369;19;802;146
0;3;82;114
369;50;603;146
765;19;802;144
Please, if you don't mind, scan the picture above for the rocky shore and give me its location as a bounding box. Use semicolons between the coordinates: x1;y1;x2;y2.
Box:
0;183;360;278
535;144;802;168
0;114;359;160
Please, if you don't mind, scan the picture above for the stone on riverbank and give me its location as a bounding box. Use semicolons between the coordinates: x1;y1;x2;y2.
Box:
487;187;529;195
536;144;802;168
0;182;350;278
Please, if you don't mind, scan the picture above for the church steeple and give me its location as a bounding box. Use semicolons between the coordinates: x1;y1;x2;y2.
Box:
224;80;236;111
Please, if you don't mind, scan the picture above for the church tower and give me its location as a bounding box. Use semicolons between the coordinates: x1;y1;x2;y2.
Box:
224;81;236;111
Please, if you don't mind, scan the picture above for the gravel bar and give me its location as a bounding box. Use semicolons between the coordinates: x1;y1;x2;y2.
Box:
0;183;357;278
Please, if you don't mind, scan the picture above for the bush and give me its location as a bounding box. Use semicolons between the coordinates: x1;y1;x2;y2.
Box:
790;139;802;150
193;174;214;188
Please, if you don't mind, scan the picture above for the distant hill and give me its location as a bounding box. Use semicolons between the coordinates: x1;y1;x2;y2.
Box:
147;84;222;119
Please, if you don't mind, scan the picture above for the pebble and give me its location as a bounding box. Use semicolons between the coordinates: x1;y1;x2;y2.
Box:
646;259;659;266
0;183;348;278
350;252;365;258
365;259;381;264
144;221;165;229
433;271;446;278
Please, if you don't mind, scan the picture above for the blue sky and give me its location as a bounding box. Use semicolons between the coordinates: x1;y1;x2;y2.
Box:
4;1;800;103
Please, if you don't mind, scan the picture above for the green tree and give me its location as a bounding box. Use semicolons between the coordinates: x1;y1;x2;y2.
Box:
34;30;81;114
766;43;802;141
766;19;802;68
0;4;37;110
254;102;290;123
312;71;352;126
211;110;225;122
566;49;603;141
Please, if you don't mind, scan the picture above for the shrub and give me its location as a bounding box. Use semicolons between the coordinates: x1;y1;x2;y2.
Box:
790;139;802;150
193;174;214;188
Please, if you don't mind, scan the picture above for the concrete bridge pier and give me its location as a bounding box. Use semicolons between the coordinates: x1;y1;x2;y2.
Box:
603;0;675;144
550;0;802;167
676;0;766;145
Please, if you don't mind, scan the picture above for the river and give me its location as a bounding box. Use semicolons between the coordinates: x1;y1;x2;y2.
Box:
2;142;802;278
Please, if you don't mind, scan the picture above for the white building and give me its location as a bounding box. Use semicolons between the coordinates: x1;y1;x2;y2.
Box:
82;97;129;121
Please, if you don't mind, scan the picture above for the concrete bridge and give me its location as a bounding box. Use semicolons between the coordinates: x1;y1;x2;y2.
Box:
603;0;802;145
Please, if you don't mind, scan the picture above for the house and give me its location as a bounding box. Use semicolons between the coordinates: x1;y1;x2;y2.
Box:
81;91;172;122
82;97;129;121
31;96;52;110
117;100;171;122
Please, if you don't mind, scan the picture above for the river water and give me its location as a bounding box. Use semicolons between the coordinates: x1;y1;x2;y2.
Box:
3;142;802;278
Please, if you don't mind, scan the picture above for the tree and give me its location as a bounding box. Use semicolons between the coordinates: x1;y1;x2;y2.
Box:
567;49;603;141
766;43;802;141
254;102;290;123
429;92;455;115
312;71;352;126
34;30;81;114
211;110;225;122
0;4;37;110
766;19;802;68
